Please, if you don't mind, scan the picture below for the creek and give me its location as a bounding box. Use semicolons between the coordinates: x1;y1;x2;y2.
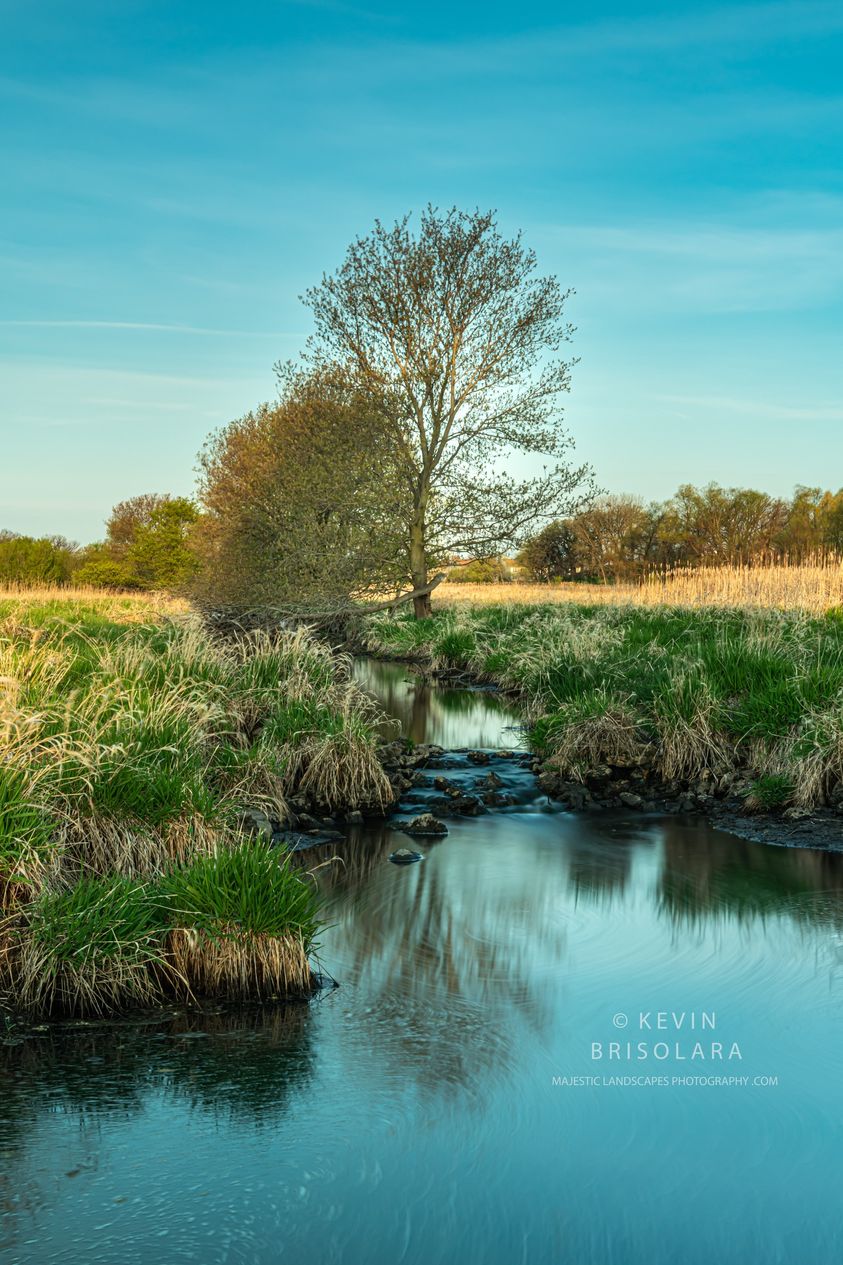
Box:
2;659;843;1264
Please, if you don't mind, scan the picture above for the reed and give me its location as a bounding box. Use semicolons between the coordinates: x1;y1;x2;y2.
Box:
437;558;843;615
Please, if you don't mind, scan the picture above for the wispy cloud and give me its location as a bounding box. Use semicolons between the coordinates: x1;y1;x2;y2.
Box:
655;394;843;423
541;216;843;313
0;320;299;337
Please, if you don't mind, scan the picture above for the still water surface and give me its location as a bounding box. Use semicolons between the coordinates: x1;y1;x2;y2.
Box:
3;660;843;1264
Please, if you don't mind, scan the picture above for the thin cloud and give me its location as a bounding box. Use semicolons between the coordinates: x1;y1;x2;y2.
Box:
0;320;298;337
656;394;843;423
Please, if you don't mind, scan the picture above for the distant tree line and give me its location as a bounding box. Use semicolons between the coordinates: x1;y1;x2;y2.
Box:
5;481;842;594
0;532;81;585
516;484;843;583
1;494;199;591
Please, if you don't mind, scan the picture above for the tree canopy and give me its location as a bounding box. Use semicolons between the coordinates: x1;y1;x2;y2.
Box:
301;205;592;614
76;494;199;590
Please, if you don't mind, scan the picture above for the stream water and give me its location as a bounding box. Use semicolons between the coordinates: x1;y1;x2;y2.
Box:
3;660;843;1264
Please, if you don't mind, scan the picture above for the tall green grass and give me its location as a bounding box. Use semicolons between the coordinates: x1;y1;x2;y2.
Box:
163;844;320;1001
3;846;320;1016
1;594;384;1015
1;605;391;898
366;605;843;807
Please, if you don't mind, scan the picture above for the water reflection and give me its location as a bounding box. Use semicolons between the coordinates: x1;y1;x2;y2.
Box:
5;668;843;1264
5;812;843;1264
658;820;843;928
1;1004;314;1259
352;657;524;749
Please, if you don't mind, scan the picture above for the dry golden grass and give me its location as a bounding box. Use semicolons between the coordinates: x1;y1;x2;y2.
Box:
0;584;189;622
167;927;314;1001
439;561;843;614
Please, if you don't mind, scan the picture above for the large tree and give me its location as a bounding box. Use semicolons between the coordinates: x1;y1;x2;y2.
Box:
301;206;592;616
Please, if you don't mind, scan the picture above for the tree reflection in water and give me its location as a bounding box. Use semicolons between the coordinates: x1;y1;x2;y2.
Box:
0;1004;315;1256
352;658;524;750
657;820;843;929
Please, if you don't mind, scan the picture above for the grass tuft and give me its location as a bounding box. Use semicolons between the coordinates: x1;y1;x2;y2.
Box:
6;876;168;1017
162;844;320;1000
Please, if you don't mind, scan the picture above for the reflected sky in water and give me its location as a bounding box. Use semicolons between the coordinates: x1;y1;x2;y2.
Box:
4;669;843;1264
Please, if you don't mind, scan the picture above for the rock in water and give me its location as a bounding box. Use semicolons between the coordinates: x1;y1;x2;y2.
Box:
389;847;424;865
399;813;448;837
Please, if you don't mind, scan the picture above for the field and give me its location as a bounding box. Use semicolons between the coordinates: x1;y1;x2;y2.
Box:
366;599;843;813
0;588;390;1017
440;561;843;615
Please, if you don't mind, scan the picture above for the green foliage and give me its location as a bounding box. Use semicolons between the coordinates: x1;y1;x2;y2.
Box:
162;843;321;945
124;497;200;589
745;774;795;811
76;495;200;591
75;548;140;589
0;533;79;585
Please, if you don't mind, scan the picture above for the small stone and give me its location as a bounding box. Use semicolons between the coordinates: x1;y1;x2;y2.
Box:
619;792;643;809
466;750;491;765
399;813;448;837
237;808;273;841
347;809;364;825
389;847;424;865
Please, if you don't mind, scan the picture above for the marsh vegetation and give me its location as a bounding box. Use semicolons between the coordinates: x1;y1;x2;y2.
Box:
365;601;843;812
0;590;389;1016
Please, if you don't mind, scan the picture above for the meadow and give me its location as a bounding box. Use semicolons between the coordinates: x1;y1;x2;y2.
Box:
6;567;843;1018
366;593;843;813
439;560;843;614
0;588;390;1017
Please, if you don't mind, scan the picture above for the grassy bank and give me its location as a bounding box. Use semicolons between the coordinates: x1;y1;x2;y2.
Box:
0;590;390;1016
365;604;843;812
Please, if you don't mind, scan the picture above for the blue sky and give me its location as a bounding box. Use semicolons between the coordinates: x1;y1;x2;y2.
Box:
1;0;842;541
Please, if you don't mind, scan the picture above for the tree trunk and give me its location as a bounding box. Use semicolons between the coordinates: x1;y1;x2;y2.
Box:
409;519;432;619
